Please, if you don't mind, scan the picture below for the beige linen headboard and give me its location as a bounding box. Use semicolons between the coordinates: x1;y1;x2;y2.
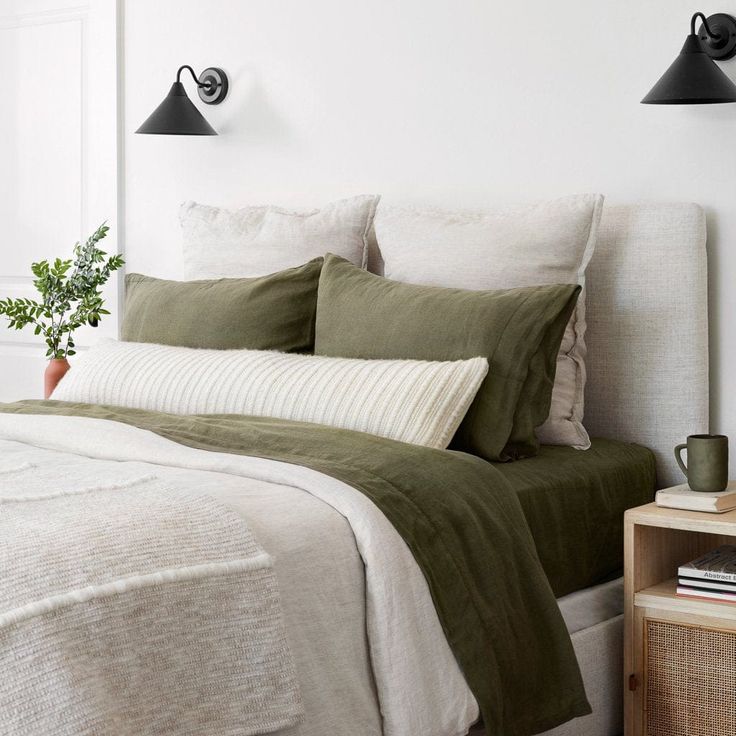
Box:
367;199;709;487
585;203;709;488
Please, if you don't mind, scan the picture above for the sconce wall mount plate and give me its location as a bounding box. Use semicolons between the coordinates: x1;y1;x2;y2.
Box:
696;12;736;60
197;67;229;104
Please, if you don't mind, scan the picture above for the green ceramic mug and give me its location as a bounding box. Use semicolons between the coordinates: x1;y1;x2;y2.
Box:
674;434;729;492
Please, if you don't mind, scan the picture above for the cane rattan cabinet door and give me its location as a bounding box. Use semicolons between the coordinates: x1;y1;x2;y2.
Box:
644;615;736;736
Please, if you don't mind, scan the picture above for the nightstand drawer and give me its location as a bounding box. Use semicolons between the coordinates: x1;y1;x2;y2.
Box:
639;609;736;735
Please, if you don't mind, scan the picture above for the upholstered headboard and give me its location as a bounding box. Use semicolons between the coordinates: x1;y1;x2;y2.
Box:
585;203;709;488
367;200;709;486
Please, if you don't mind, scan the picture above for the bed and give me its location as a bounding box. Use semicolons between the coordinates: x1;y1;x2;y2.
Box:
0;201;708;736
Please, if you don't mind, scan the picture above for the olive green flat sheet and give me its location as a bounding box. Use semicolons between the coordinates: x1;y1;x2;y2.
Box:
495;439;656;598
0;400;588;736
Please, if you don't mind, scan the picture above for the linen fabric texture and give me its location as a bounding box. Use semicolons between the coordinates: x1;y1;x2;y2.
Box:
584;203;708;488
0;447;301;736
0;402;590;736
0;406;478;736
52;341;488;450
180;195;379;279
372;193;604;449
314;254;581;461
121;258;322;353
496;439;655;597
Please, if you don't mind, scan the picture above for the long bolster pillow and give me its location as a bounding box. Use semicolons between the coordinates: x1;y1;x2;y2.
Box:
52;341;488;450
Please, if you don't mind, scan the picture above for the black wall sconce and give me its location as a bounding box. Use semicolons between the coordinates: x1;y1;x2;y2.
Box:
642;12;736;104
136;65;230;135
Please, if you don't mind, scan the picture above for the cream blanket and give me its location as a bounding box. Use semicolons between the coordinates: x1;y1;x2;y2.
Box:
0;412;478;736
0;446;303;735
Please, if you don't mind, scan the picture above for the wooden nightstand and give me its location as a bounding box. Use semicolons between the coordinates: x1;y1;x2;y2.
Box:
624;502;736;736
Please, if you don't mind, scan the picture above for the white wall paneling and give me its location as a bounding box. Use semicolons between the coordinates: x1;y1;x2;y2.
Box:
0;0;118;401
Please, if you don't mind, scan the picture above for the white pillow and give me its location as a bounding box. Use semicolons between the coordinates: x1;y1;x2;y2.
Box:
372;193;604;449
180;195;379;279
53;341;488;450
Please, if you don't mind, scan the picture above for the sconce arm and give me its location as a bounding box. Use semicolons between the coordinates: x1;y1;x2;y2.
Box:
176;65;222;89
691;11;722;38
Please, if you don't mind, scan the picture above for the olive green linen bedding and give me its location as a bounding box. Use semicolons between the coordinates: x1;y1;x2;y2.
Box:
495;439;656;597
121;258;322;352
314;254;580;461
0;400;589;736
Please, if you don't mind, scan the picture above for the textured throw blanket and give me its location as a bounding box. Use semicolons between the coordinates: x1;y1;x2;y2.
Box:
0;442;302;736
0;401;590;736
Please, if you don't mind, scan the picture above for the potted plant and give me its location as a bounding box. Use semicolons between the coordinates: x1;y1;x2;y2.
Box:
0;224;124;398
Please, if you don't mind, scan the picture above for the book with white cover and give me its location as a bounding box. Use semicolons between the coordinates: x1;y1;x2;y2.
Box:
676;586;736;604
656;481;736;513
678;545;736;583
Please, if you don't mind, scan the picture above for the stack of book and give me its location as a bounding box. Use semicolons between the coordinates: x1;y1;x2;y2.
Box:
677;545;736;603
656;481;736;513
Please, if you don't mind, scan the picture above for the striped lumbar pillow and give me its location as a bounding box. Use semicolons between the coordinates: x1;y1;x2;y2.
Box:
53;341;488;449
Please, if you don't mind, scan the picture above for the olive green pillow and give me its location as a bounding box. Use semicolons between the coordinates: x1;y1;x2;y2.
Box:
314;254;580;462
122;258;322;352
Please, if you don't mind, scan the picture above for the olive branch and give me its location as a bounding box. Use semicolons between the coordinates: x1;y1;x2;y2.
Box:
0;224;124;359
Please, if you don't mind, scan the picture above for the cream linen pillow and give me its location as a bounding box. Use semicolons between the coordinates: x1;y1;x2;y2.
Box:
53;341;488;450
372;193;604;449
180;195;379;278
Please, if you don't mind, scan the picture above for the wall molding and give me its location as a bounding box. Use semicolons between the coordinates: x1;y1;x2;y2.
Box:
0;1;105;401
0;6;88;281
0;5;89;30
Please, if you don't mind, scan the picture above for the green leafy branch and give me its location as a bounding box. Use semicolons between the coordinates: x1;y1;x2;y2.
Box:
0;223;124;359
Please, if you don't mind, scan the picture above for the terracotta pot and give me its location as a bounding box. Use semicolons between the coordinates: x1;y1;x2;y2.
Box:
44;358;70;399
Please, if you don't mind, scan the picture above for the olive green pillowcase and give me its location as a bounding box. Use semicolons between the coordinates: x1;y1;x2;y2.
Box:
314;254;580;462
122;258;322;353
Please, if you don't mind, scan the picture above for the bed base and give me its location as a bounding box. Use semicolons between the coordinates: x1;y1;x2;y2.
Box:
471;613;623;736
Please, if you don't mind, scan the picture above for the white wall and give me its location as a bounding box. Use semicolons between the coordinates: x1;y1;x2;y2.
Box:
0;0;119;401
124;0;736;438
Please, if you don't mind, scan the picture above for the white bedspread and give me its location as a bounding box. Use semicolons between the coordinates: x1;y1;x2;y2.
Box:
0;413;478;736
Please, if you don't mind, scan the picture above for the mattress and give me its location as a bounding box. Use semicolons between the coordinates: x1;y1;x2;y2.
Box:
495;438;656;597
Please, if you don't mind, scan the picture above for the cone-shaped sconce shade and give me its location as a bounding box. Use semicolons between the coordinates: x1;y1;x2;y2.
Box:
136;82;217;135
642;34;736;104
